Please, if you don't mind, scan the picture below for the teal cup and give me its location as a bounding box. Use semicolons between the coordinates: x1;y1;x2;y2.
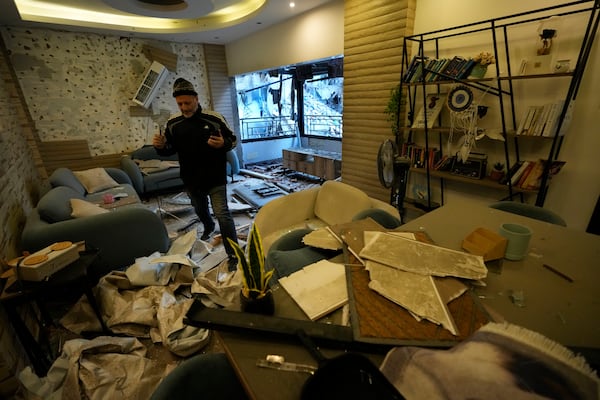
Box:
499;223;532;261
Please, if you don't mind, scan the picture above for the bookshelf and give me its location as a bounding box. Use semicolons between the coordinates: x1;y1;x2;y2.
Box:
397;1;599;208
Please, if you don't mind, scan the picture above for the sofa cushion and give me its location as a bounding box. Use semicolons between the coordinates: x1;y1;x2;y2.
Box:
74;168;120;194
314;181;373;226
37;186;84;223
132;145;179;162
267;247;330;279
352;208;401;229
70;198;109;218
49;167;86;195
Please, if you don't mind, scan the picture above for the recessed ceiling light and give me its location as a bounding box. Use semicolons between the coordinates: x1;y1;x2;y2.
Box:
290;2;295;8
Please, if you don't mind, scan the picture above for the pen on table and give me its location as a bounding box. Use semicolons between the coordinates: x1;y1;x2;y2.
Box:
542;264;574;283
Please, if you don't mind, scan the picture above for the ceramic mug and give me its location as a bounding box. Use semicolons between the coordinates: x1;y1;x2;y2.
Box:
499;223;532;261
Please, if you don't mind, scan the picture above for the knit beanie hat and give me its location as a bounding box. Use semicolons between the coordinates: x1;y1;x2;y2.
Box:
172;77;197;97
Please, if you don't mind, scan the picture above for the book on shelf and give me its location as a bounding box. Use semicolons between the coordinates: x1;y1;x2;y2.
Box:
456;58;477;79
515;161;536;188
517;100;570;137
518;159;566;190
440;56;466;79
412;93;446;129
401;143;439;169
541;100;563;137
517;160;544;190
509;160;531;186
434;59;451;81
403;56;428;83
409;57;430;83
422;59;439;82
555;100;573;137
434;155;455;171
499;161;523;185
402;56;420;82
531;103;552;136
403;56;477;83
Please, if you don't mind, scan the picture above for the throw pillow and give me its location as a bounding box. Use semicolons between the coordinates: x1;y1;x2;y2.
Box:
73;168;119;194
70;198;109;218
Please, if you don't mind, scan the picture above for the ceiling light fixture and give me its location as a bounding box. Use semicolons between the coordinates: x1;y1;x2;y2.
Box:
14;0;267;33
139;0;185;5
290;2;296;8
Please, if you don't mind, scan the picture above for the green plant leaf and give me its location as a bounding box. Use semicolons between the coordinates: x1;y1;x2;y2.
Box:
227;237;254;289
227;224;272;293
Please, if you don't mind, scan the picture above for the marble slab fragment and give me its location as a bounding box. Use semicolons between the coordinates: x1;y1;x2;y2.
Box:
302;227;343;250
366;260;458;335
360;232;487;280
279;259;348;321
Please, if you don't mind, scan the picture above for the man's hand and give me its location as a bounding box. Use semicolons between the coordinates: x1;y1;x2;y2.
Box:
153;133;166;149
207;130;225;149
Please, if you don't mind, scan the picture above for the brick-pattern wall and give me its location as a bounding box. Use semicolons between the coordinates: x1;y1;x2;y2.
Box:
0;40;41;263
0;34;41;398
342;0;415;201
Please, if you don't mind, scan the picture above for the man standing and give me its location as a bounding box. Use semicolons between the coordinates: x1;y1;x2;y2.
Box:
153;77;239;270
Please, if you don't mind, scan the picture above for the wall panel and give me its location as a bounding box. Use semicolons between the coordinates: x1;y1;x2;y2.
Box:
342;0;416;201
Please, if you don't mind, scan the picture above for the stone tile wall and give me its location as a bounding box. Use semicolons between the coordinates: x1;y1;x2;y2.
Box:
0;27;210;155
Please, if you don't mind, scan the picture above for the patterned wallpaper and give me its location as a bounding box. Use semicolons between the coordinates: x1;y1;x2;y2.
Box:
0;27;210;156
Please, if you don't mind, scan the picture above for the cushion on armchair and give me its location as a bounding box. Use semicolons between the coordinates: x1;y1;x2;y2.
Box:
314;181;373;226
73;168;120;194
266;228;334;280
37;186;84;223
49;167;86;195
352;208;402;229
70;198;109;218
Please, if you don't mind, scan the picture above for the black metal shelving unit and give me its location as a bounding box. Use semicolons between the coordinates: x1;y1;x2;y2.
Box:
397;1;600;209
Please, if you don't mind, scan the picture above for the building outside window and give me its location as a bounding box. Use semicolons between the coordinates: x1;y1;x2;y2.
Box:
235;56;343;142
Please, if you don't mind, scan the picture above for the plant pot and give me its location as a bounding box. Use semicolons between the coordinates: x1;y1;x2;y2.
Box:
470;63;488;78
490;170;505;181
240;290;275;315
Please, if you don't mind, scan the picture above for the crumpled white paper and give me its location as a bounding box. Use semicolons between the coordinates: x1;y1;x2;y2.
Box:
18;336;175;400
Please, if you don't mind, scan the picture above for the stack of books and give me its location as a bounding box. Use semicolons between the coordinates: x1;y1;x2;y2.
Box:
515;100;571;137
403;55;477;83
400;143;440;169
501;159;566;190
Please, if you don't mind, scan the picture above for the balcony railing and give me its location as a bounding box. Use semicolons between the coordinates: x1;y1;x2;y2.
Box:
240;115;343;142
305;115;342;138
240;116;296;142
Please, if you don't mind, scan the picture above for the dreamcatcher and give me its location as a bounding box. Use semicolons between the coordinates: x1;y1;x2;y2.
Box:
446;84;492;162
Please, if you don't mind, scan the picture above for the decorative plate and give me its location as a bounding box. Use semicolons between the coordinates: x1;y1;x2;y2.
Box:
447;85;474;112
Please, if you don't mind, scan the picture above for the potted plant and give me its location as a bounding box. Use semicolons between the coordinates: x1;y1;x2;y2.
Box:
490;162;505;181
384;83;403;137
227;225;275;315
470;51;496;78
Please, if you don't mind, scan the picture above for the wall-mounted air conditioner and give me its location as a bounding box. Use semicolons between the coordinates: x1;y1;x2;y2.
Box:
132;61;169;108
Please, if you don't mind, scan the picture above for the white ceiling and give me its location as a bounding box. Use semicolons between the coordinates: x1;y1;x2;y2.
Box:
0;0;335;44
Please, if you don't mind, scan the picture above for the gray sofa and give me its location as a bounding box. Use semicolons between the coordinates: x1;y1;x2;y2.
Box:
21;167;170;279
120;145;184;197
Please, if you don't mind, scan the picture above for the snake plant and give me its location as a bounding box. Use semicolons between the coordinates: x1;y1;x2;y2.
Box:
228;224;273;299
